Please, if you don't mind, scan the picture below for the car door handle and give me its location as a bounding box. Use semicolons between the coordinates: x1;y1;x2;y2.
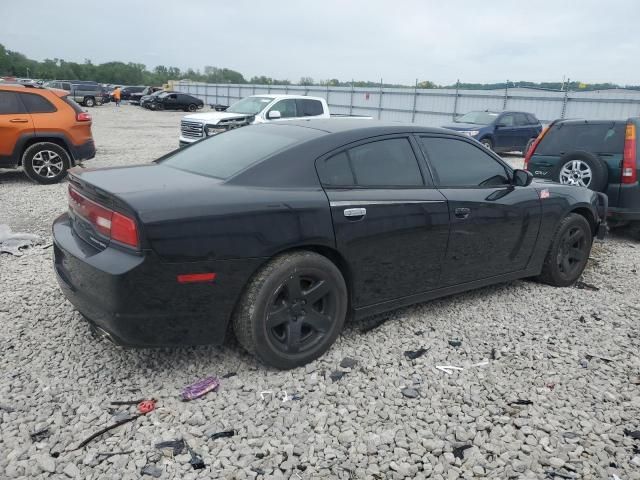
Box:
9;118;29;123
344;207;366;218
455;207;471;219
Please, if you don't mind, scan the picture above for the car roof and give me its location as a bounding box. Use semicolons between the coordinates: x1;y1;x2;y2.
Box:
553;118;627;126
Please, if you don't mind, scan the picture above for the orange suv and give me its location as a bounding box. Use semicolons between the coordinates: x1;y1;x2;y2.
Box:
0;84;95;184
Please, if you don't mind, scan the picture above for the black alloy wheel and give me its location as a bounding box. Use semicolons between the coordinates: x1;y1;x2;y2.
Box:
556;224;588;278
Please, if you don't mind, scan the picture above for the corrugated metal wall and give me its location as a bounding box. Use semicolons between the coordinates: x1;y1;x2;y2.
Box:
173;82;640;126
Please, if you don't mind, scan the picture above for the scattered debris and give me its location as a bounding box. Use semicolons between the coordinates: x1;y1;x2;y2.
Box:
510;399;534;406
0;404;15;413
448;339;462;348
546;382;556;391
137;399;156;414
591;313;602;321
222;372;237;379
414;330;424;335
404;347;428;360
452;444;472;459
141;464;163;478
74;414;141;450
0;224;42;256
585;353;613;363
490;347;497;360
471;361;489;367
435;365;464;375
30;428;50;443
181;376;219;401
360;316;389;333
340;357;358;369
96;451;134;460
562;432;579;439
578;315;586;323
251;467;266;475
260;391;273;400
329;371;345;382
579;358;589;368
575;281;599;291
545;469;577;479
185;442;205;470
401;387;419;398
631;376;640;385
624;429;640;440
207;430;235;440
281;392;302;402
155;439;186;456
110;399;144;406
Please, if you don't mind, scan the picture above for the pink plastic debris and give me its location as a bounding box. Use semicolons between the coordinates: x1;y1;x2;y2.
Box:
181;376;220;401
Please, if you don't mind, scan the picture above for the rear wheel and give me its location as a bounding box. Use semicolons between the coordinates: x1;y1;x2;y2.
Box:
83;97;96;107
187;103;197;112
480;138;493;150
233;251;348;369
537;213;592;286
22;142;70;184
556;151;608;191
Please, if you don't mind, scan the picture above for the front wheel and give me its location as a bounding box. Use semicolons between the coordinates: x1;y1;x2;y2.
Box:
480;138;493;150
537;213;592;287
233;251;348;369
22;142;70;184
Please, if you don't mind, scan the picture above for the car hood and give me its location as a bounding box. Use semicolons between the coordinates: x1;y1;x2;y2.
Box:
441;122;489;131
182;111;253;124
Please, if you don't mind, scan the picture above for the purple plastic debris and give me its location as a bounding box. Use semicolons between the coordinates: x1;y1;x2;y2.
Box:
181;376;220;401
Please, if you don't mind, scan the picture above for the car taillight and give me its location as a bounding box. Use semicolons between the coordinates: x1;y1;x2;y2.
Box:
68;185;139;248
76;112;91;122
622;122;637;184
524;125;550;170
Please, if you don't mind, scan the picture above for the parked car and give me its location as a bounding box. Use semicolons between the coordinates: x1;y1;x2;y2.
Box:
0;84;95;184
52;120;606;369
119;86;146;101
526;118;639;232
129;86;162;105
179;95;334;146
44;80;108;107
442;110;542;153
140;90;173;109
148;92;204;112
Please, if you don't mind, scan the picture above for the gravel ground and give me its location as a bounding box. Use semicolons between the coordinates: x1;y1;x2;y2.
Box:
1;104;639;480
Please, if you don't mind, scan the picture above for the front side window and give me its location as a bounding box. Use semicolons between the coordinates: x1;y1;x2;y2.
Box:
317;138;424;187
0;91;25;114
420;137;510;187
269;99;297;118
19;93;56;113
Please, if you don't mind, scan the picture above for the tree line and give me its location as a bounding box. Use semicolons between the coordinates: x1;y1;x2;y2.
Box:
1;44;636;91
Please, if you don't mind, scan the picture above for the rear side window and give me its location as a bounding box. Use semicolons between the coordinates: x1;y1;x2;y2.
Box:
160;125;304;179
318;138;424;187
526;113;538;124
61;95;84;114
0;91;25;114
420;137;510;187
296;99;324;116
536;123;625;155
514;113;529;126
20;93;57;113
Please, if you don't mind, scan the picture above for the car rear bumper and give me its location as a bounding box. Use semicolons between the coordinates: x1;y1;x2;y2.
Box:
52;213;262;347
70;139;96;162
608;207;640;222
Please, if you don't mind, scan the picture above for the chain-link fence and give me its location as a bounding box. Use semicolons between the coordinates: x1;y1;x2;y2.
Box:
173;81;640;126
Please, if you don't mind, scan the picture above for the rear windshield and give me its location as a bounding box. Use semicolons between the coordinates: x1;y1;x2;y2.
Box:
537;123;625;155
160;126;304;179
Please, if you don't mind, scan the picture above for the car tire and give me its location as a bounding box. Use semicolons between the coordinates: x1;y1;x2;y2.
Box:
83;97;96;107
480;138;493;150
187;103;197;112
155;104;163;111
233;251;348;370
555;151;608;192
22;142;71;185
537;213;593;287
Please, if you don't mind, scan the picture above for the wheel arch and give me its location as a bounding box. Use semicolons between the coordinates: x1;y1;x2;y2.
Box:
18;134;73;164
569;206;596;236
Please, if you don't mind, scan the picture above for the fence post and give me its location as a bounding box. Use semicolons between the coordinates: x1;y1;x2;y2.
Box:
411;78;418;123
227;85;230;105
215;84;218;106
561;78;570;118
452;79;460;120
503;80;509;110
326;83;330;107
285;84;288;95
378;78;383;120
349;79;354;115
205;84;209;106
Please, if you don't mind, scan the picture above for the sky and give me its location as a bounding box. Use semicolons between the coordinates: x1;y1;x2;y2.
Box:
1;0;639;85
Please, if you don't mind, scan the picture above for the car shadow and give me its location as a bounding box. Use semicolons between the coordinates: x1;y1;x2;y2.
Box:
0;169;31;184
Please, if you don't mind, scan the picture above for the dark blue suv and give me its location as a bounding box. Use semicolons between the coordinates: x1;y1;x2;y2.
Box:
443;111;542;153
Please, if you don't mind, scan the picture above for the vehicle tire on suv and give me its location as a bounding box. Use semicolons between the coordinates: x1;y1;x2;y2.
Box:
480;138;493;150
22;142;71;185
83;97;96;107
537;213;592;287
555;151;608;192
233;251;348;370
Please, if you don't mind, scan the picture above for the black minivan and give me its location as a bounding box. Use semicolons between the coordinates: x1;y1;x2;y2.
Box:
526;118;640;231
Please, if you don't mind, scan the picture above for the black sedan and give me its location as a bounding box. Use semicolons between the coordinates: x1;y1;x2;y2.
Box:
52;120;607;369
148;92;203;112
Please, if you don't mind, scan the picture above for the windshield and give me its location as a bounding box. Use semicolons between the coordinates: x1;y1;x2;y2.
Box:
455;111;499;125
160;125;303;179
536;123;625;155
151;90;165;97
227;96;274;115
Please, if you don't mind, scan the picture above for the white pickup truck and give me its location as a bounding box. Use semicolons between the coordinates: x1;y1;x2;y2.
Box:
179;94;362;146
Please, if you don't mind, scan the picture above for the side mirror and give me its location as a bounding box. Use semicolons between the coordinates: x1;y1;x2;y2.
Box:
513;169;533;187
267;110;281;119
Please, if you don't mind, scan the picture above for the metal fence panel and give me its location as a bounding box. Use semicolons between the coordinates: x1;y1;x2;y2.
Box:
174;81;640;125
